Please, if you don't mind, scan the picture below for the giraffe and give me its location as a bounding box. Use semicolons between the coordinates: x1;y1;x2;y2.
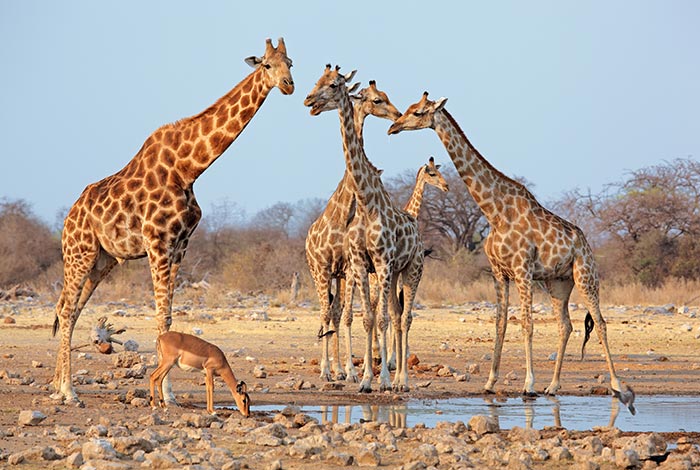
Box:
388;92;636;414
305;80;401;384
373;156;449;369
305;65;424;393
51;38;294;404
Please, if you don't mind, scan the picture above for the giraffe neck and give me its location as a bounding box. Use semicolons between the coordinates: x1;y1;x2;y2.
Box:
434;109;526;224
149;67;272;186
403;175;426;218
336;89;384;213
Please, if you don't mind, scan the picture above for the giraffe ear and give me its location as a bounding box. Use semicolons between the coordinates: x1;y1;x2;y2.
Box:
245;56;263;68
347;82;360;94
436;164;442;170
344;70;357;83
434;97;448;111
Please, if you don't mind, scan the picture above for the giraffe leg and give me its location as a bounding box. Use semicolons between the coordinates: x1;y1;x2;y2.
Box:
331;276;347;381
395;259;421;393
373;264;392;392
52;247;102;404
574;256;636;414
485;272;509;393
515;271;536;396
544;279;574;396
340;277;359;383
357;264;377;393
312;270;334;382
147;246;178;403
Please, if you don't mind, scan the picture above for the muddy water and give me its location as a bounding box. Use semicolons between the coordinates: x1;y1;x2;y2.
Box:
253;396;700;432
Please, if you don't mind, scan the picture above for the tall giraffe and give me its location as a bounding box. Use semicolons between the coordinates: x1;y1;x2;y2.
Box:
374;156;449;369
305;65;424;393
388;92;636;414
305;80;402;384
52;38;294;404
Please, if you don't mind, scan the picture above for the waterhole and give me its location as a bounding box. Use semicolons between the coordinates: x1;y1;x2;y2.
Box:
250;395;700;432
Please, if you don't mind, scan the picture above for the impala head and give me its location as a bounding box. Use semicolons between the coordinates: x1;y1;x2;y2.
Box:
245;37;294;95
420;156;449;192
304;64;357;115
350;80;402;122
234;381;251;417
387;92;448;135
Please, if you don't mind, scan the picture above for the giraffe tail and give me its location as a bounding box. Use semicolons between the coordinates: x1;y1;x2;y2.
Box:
580;311;594;360
52;295;65;337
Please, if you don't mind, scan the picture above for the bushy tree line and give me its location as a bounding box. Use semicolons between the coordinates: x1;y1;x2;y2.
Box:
2;157;698;297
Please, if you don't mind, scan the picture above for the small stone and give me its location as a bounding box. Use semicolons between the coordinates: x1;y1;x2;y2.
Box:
356;447;381;467
123;339;139;351
3;316;16;324
254;365;267;378
548;352;557;361
31;360;43;368
468;415;499;435
192;327;203;335
81;438;117;460
407;354;420;367
467;363;480;374
65;451;84;468
18;410;47;426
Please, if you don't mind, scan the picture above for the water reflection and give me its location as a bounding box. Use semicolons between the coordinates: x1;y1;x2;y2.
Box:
269;395;700;432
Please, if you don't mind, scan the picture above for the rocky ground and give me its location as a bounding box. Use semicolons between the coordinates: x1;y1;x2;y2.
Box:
1;294;700;469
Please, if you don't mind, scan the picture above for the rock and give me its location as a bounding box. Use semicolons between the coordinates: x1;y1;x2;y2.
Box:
468;415;499;435
18;410;47;426
612;433;667;460
81;438;117;460
326;451;353;466
112;351;141;368
65;451;84;468
267;459;283;470
407;354;420;367
548;352;557;361
144;450;179;468
123;339;139;351
253;365;267;378
356;446;381;467
109;436;154;454
178;412;219;428
409;443;439;466
192;327;203;335
616;449;640;468
31;360;43;368
437;365;455;377
467;363;480;374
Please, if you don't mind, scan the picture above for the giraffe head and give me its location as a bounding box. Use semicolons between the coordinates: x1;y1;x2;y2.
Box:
244;37;294;95
419;156;449;193
387;92;448;135
350;80;402;122
304;64;357;115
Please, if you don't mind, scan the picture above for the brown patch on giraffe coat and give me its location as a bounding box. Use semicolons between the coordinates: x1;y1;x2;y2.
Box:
240;94;250;108
239;106;254;124
201;116;214;136
144;172;157;190
193;141;208;165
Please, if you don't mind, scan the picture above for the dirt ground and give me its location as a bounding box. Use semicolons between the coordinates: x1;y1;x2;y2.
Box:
1;296;699;467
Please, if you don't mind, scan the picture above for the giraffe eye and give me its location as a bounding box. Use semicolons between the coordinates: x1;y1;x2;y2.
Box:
373;99;382;104
329;83;337;89
413;111;424;117
263;63;271;69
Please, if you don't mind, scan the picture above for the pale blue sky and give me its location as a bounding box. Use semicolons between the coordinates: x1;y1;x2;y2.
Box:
1;1;698;226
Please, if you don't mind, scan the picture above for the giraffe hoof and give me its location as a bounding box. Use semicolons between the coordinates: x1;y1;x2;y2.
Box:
484;388;496;395
522;391;538;399
334;372;347;381
359;384;372;394
346;374;359;384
